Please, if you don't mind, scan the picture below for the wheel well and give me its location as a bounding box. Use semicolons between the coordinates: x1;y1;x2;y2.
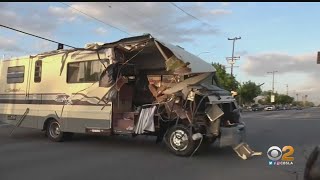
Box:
42;118;56;131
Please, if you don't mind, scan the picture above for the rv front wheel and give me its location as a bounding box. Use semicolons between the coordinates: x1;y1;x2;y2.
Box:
47;120;65;142
164;125;198;156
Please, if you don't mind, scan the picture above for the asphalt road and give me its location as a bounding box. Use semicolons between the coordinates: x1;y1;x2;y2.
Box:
0;107;319;180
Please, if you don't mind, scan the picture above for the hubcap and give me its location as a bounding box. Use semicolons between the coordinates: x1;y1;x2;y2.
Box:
169;129;189;151
49;122;61;138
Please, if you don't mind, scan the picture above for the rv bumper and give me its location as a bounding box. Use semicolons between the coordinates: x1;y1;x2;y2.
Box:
217;122;246;148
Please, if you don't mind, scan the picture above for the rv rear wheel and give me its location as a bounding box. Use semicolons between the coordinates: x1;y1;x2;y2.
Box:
46;120;71;142
164;125;198;157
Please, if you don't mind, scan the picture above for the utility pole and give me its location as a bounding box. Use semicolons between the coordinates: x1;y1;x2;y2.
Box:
227;37;241;77
304;95;308;107
285;84;289;96
267;71;278;94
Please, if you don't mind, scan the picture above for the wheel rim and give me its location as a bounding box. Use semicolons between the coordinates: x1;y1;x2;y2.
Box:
169;129;189;151
49;122;61;138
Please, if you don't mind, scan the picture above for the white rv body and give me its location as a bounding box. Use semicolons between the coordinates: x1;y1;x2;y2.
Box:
0;34;246;156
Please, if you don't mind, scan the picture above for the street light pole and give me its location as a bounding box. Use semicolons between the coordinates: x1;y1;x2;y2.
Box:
285;84;288;96
267;71;278;94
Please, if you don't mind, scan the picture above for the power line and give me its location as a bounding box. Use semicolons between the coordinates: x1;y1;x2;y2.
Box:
60;2;132;36
169;2;215;29
0;24;76;49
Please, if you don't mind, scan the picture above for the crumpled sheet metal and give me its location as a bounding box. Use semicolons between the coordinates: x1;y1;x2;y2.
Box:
233;142;262;160
206;105;224;135
155;40;215;74
162;73;211;95
206;104;224;122
165;55;191;74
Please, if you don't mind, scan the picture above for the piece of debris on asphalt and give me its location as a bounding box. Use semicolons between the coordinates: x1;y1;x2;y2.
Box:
233;142;262;160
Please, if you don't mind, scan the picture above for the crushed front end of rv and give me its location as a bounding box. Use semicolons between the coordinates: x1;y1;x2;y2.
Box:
95;34;248;156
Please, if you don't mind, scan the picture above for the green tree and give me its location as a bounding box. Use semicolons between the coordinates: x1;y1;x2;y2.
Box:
277;94;294;104
212;63;239;91
306;101;315;107
262;92;294;105
292;101;303;106
238;81;262;105
261;91;272;96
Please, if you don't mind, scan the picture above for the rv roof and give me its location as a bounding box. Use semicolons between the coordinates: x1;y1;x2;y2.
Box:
1;55;33;62
1;34;215;74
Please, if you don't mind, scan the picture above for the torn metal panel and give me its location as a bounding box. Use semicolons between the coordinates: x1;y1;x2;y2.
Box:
205;104;224;122
233;142;262;160
155;40;215;73
165;55;189;72
209;118;221;136
163;73;211;95
206;105;224;135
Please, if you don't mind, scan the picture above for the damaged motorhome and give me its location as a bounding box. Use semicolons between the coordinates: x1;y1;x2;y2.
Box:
0;34;247;156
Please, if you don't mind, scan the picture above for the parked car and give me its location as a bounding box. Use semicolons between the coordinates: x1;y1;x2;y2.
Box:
252;106;264;111
292;106;303;110
264;105;275;111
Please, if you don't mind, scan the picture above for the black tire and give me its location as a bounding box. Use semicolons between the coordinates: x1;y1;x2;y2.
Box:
164;124;198;157
46;120;69;142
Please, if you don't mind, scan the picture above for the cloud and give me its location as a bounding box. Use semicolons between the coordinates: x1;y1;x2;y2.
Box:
48;6;78;22
241;52;320;104
242;52;318;77
236;50;248;56
32;40;57;53
48;2;222;43
0;36;21;52
0;4;59;36
94;27;108;35
210;9;232;15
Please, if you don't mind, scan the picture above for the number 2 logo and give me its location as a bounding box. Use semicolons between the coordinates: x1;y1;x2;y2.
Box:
282;146;294;161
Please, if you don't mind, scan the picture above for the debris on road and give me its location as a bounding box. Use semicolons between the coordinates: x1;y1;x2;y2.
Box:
233;142;262;160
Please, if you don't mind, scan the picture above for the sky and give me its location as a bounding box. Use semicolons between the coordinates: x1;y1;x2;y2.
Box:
0;2;319;104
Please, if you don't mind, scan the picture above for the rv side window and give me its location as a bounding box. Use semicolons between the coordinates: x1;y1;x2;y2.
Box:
7;66;25;84
67;60;104;83
34;60;42;83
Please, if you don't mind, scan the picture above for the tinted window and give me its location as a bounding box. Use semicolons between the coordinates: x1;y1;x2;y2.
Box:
67;60;104;83
7;66;25;84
